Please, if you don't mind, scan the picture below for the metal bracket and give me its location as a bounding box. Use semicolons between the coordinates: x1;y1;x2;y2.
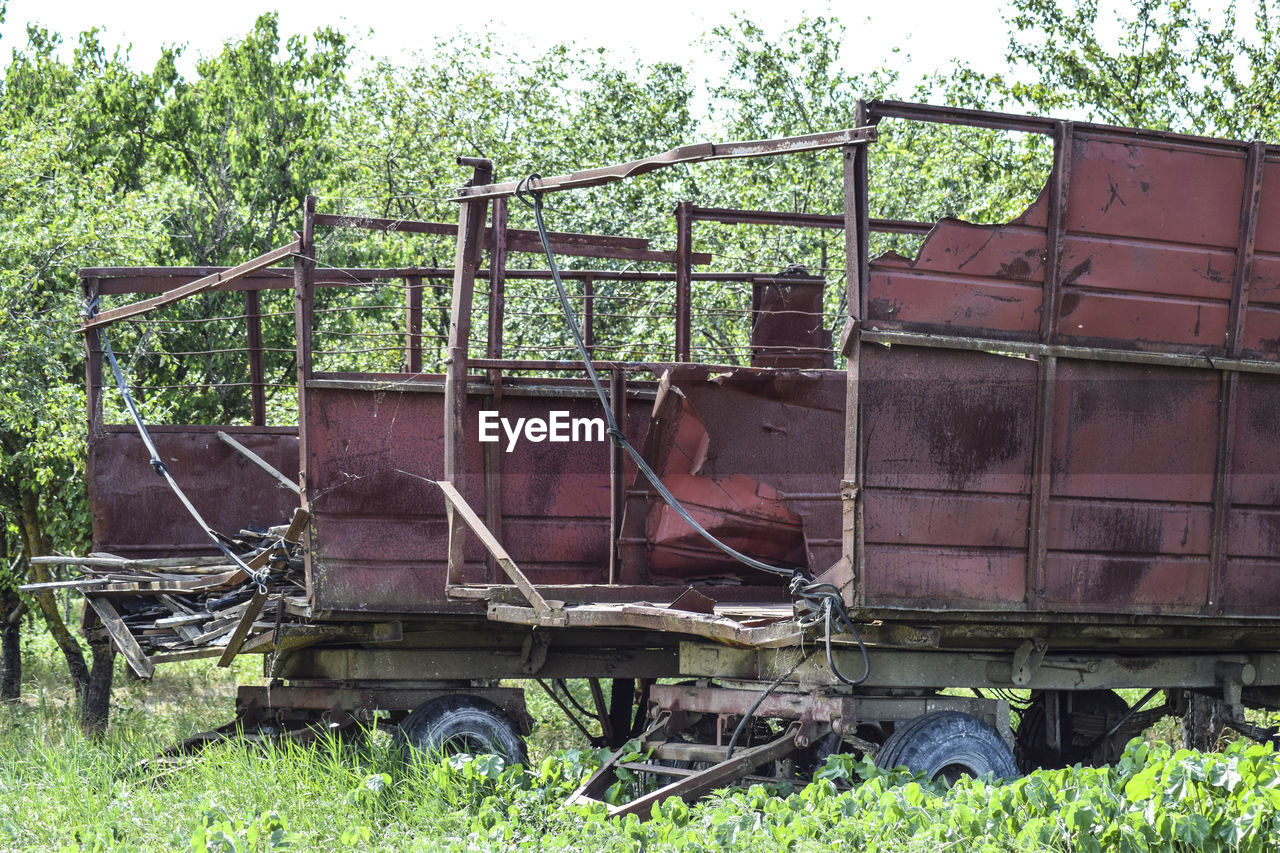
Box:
1011;638;1048;687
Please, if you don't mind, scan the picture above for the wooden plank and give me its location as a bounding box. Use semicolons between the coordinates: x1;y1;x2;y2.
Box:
17;578;108;592
218;590;270;667
85;595;154;677
151;647;227;663
31;554;230;569
81;240;301;330
437;480;560;618
226;507;309;585
217;430;300;494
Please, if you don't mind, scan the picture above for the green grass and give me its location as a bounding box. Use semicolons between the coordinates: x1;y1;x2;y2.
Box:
5;635;1280;851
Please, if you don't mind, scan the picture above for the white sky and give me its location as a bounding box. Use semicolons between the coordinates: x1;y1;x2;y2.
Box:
0;0;1017;91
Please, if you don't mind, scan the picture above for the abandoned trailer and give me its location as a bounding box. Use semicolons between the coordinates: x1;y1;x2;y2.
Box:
30;100;1280;815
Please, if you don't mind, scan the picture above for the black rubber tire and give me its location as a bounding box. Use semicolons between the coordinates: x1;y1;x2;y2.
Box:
875;711;1019;783
394;695;528;766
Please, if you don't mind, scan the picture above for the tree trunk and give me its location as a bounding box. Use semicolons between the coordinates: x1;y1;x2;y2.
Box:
79;634;116;739
17;489;90;697
1;589;21;701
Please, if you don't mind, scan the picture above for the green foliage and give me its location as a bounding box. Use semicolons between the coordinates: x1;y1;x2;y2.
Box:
8;671;1280;853
992;0;1280;141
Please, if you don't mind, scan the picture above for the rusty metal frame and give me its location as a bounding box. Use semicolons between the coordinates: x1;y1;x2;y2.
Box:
453;127;878;202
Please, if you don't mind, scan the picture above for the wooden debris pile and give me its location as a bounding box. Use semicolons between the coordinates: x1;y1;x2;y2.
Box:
22;508;309;677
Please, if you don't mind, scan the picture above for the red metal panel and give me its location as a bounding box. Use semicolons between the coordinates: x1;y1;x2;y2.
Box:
867;213;1047;340
1042;555;1210;612
865;492;1029;549
1046;499;1211;556
1056;289;1229;353
861;545;1027;606
1225;374;1280;506
861;345;1037;494
868;271;1043;340
1065;135;1245;248
305;381;650;612
1247;254;1280;307
1049;360;1218;503
1252;158;1280;255
1226;508;1280;558
676;369;845;573
1241;304;1280;359
90;426;299;557
1219;558;1280;614
1058;236;1235;302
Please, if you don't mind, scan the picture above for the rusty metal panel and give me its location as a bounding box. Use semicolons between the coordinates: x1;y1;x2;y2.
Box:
1049;361;1218;503
858;345;1036;609
867;209;1047;340
673;368;845;574
89;426;299;557
305;378;657;612
1043;555;1210;612
1064;135;1244;248
1219;374;1280;614
861;345;1038;494
1055;134;1246;353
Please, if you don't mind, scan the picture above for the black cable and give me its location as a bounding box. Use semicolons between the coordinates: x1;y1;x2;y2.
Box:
514;177;797;581
724;649;812;760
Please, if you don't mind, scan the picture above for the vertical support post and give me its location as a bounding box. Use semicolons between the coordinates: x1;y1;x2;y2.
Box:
584;275;596;360
674;201;693;362
1026;356;1057;610
487;197;508;365
245;289;267;426
404;275;423;374
1208;372;1239;616
839;100;872;604
609;366;626;584
445;159;493;589
1025;121;1073;611
293;195;317;600
1038;121;1074;343
1209;141;1263;615
82;276;103;550
82;276;103;436
1227;141;1265;359
483;197;507;583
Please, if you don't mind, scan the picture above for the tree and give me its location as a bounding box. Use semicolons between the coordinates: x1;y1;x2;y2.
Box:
990;0;1280;141
0;112;167;724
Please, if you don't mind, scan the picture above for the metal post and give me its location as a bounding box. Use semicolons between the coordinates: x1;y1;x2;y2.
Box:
839;101;871;603
245;289;266;425
445;159;493;588
674;201;693;361
405;275;423;374
293;195;317;599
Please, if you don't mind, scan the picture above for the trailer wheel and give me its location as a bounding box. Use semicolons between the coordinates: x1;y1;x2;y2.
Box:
395;695;528;766
875;711;1018;784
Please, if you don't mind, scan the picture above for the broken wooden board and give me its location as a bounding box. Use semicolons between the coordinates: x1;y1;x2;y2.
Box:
218;589;270;667
85;595;155;677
